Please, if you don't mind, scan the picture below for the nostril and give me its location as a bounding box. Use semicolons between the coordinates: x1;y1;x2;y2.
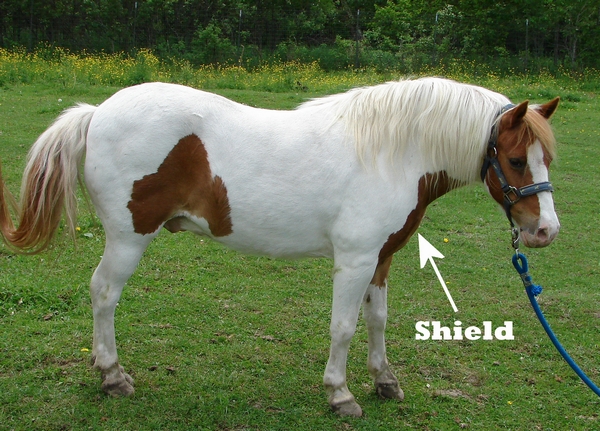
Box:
537;227;549;241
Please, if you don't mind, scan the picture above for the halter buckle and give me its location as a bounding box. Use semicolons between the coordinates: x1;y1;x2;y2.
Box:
504;186;521;205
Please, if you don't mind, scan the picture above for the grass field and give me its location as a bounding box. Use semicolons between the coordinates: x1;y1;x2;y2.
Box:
1;61;599;430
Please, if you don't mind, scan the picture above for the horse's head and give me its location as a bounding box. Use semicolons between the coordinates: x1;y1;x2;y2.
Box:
483;98;560;248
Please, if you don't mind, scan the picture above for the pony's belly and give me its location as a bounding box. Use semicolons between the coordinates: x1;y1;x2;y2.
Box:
220;231;334;259
167;212;334;259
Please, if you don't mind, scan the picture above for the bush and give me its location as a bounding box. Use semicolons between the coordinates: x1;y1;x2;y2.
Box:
190;23;236;65
127;49;158;85
361;49;398;72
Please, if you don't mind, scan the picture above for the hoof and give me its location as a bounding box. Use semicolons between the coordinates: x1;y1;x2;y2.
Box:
376;381;404;401
331;398;363;417
101;365;135;397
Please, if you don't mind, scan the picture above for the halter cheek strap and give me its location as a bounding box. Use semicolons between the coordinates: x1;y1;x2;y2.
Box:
481;104;555;227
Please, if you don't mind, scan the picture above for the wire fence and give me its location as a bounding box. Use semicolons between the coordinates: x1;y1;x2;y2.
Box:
1;1;597;72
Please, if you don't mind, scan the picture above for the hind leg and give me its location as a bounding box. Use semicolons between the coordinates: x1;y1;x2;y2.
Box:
90;231;154;396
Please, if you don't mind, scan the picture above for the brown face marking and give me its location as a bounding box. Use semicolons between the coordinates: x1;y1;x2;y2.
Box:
127;134;233;237
370;172;456;287
486;127;534;208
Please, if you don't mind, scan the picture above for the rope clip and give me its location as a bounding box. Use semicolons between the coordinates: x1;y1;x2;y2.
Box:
511;227;520;254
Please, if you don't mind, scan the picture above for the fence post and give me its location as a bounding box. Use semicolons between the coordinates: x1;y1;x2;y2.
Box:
355;9;360;69
433;12;439;65
133;2;138;49
525;18;529;72
237;9;242;52
28;0;34;51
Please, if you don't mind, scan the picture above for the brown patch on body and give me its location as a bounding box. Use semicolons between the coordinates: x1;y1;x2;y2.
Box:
370;172;456;287
127;134;233;236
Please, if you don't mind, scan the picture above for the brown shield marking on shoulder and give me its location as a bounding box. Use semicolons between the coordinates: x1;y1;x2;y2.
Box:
371;172;456;287
127;134;233;236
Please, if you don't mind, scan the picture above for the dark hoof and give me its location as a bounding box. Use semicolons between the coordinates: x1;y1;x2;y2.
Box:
331;398;363;417
101;366;135;397
376;382;404;401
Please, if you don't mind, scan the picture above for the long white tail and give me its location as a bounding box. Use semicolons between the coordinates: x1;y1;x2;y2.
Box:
0;103;96;253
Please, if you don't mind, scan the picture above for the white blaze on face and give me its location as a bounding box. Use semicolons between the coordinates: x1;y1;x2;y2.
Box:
521;140;560;247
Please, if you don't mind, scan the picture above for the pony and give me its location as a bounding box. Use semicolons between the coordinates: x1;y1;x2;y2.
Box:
0;78;560;417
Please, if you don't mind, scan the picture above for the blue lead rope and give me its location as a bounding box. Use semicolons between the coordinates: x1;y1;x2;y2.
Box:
512;252;600;397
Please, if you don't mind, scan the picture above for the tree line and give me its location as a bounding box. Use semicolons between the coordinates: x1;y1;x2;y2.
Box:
1;0;599;71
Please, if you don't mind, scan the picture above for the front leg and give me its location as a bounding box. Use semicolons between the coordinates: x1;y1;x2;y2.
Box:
323;258;376;417
363;282;404;401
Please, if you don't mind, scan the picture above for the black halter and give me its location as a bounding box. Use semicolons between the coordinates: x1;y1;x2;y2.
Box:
480;104;555;227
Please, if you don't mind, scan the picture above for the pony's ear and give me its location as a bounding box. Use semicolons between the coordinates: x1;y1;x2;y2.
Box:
536;97;560;119
506;100;529;128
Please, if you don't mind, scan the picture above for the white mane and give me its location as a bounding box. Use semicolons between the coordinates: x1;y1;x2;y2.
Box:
299;78;511;183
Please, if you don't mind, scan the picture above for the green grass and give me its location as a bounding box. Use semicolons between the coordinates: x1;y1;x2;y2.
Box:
1;71;600;430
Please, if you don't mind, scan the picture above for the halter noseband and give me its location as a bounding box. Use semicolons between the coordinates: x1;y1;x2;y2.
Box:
480;104;555;228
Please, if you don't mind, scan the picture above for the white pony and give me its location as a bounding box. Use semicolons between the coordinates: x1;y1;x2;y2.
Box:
0;78;560;416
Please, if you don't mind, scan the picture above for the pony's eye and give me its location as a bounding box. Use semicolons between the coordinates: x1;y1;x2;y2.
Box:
509;158;526;170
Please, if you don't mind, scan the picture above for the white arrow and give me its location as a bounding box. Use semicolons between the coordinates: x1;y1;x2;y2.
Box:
418;233;458;313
